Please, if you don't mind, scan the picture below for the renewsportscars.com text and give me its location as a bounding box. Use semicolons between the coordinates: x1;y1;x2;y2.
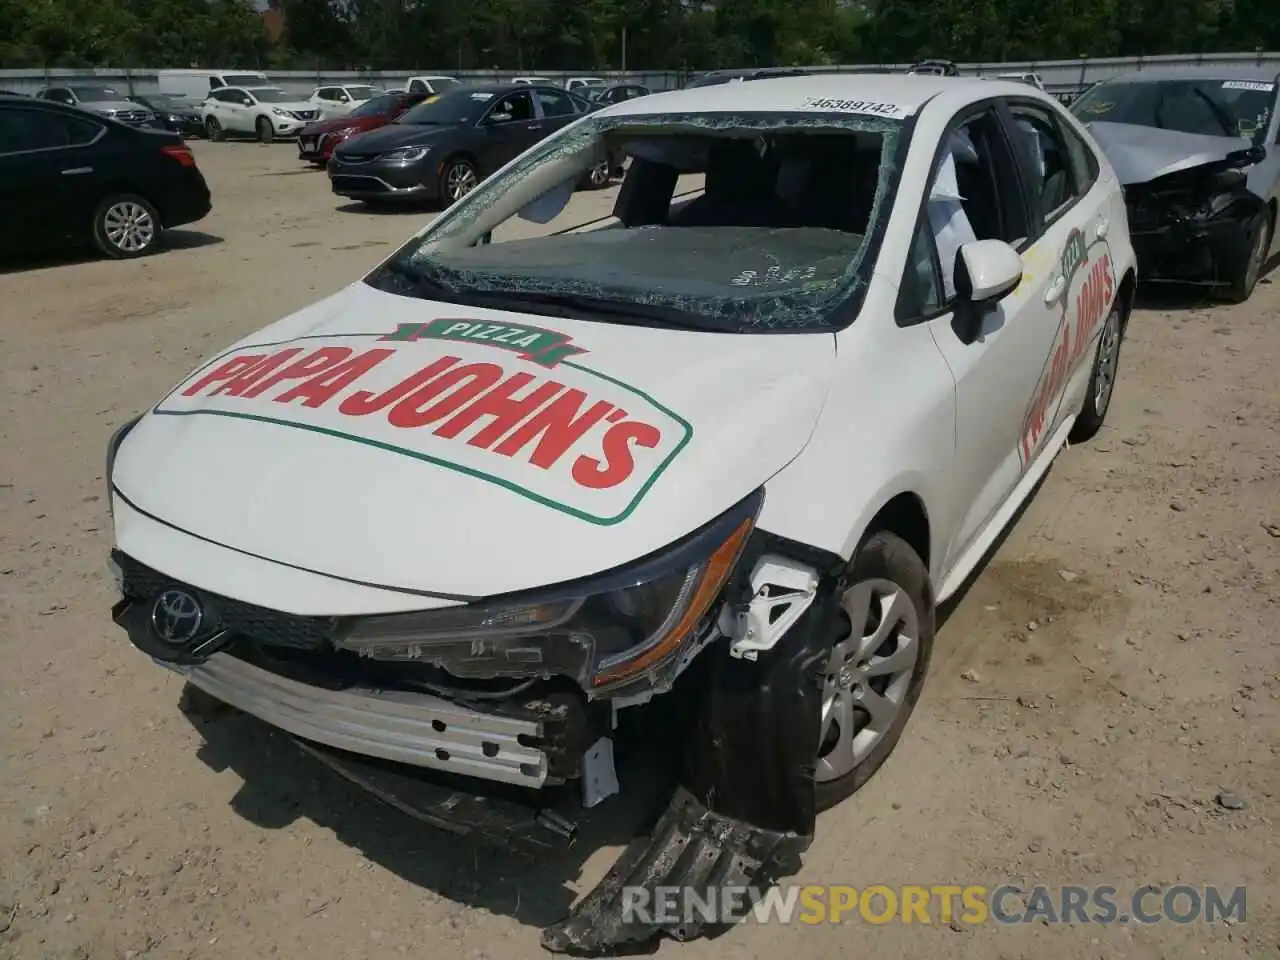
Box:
622;884;1247;926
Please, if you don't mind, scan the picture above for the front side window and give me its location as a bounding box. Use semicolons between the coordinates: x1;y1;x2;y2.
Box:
1072;77;1275;139
366;112;907;333
488;91;535;122
919;111;1030;302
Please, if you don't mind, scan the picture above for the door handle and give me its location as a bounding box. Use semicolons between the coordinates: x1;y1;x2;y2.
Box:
61;167;93;175
1094;217;1110;240
1044;274;1066;304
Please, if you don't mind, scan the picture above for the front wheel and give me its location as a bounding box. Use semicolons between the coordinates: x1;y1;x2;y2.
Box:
93;194;161;259
1069;301;1124;443
255;116;274;143
814;531;934;812
1223;211;1272;304
439;157;479;206
205;116;224;141
582;161;611;190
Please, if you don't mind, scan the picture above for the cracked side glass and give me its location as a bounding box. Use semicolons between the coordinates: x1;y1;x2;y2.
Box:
367;111;906;332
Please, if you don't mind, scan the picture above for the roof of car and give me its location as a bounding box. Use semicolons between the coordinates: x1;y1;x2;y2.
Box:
1101;65;1280;83
603;73;1013;119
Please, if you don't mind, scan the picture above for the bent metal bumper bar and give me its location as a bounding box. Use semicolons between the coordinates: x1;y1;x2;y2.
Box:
157;652;549;788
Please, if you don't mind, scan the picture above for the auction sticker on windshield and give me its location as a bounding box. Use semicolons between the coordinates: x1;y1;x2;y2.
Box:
1222;80;1275;91
153;329;692;525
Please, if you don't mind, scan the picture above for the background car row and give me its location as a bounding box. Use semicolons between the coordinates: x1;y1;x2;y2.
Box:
2;64;1275;305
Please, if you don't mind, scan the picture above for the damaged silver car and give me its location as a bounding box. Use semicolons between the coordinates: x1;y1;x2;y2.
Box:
1072;66;1279;302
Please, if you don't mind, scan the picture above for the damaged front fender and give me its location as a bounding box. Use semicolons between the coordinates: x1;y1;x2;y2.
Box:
541;577;840;954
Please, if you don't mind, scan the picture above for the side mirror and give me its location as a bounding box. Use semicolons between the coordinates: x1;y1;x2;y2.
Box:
953;239;1023;344
486;111;512;124
339;94;350;103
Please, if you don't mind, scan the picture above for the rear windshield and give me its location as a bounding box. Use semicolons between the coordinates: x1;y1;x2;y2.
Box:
1072;77;1276;138
367;111;907;334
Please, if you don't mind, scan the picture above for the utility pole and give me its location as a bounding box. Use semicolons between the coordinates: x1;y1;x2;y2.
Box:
621;26;627;72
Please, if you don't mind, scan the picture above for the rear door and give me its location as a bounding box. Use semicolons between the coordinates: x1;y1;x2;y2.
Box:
0;106;106;253
1002;97;1117;463
531;86;581;137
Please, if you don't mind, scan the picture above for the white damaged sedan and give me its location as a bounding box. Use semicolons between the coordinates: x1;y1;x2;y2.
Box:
107;73;1136;951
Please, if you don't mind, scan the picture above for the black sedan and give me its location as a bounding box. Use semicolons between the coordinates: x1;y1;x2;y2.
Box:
328;83;600;207
0;95;212;259
129;93;204;137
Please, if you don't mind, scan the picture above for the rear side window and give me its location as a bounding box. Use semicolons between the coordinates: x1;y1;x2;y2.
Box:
1008;102;1080;224
536;89;577;117
0;107;100;153
1060;122;1100;194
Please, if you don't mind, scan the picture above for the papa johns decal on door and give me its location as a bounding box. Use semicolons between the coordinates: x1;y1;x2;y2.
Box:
153;322;692;526
1019;228;1115;464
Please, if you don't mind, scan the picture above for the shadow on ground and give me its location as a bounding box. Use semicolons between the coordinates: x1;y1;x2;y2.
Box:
1133;255;1277;312
0;230;224;274
180;691;675;934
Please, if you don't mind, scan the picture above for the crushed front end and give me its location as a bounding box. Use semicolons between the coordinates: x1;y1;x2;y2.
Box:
109;485;842;953
1122;150;1266;284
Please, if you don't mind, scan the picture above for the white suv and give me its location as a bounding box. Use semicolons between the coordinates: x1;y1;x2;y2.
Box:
308;84;381;120
201;86;319;142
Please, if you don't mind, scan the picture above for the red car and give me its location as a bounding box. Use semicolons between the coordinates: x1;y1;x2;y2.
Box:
296;90;429;165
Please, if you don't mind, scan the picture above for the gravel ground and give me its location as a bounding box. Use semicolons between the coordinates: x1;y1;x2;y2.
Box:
1;141;1277;960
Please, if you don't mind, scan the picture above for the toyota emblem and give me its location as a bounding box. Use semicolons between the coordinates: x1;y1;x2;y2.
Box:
151;589;204;644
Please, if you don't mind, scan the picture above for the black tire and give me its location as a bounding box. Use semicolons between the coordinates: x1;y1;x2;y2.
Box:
438;156;479;207
92;193;162;259
205;116;223;141
1069;298;1126;444
1222;210;1272;304
255;116;274;143
813;531;935;812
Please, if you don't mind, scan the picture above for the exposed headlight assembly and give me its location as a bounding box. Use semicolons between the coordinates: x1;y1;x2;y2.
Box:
379;145;429;162
336;489;763;696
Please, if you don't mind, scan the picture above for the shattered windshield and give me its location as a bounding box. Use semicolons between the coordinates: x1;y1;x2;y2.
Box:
365;111;906;333
1072;77;1275;139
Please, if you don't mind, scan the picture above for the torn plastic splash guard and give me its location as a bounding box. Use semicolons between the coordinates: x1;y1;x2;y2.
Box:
541;786;810;955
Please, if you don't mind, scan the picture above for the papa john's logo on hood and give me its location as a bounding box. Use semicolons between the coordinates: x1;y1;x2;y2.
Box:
152;323;692;525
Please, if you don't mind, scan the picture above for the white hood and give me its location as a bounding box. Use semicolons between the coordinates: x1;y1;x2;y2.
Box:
112;282;835;599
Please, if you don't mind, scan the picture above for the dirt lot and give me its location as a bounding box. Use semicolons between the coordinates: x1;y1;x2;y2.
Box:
1;141;1277;960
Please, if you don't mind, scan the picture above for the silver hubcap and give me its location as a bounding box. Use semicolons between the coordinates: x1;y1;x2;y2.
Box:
590;162;609;185
1093;306;1121;414
816;578;920;782
447;164;477;201
103;202;155;253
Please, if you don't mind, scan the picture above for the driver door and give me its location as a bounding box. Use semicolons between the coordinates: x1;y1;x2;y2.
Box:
477;90;538;172
900;105;1062;575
